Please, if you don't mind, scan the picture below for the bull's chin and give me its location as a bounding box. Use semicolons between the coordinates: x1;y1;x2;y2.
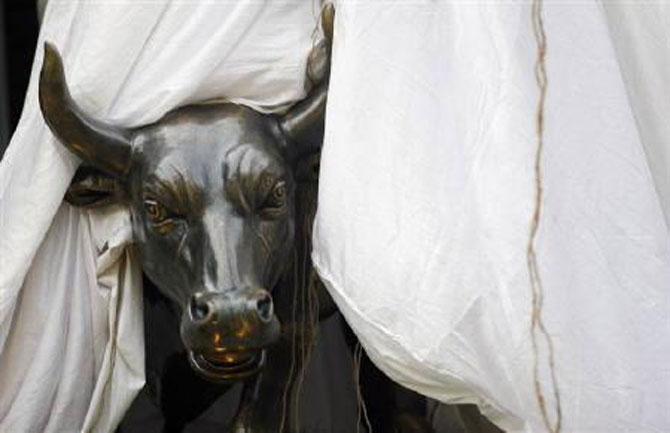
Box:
188;350;265;383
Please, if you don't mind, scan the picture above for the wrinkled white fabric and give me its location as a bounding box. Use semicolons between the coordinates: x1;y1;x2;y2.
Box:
602;1;670;226
0;1;322;431
0;205;142;433
314;1;670;432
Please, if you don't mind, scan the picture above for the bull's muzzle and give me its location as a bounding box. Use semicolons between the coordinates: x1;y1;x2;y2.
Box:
181;288;280;383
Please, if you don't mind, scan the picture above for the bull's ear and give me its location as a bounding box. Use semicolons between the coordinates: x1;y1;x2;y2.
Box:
39;42;133;178
276;4;334;160
65;165;126;208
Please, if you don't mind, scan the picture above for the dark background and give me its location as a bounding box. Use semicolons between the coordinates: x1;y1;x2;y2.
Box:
0;0;40;158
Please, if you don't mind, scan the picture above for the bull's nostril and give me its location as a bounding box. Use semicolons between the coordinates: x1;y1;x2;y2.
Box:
255;294;273;323
190;295;211;322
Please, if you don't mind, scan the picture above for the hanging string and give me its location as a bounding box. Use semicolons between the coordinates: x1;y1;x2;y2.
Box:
278;247;301;433
292;213;320;431
281;155;322;433
528;1;563;432
286;5;333;428
352;343;373;433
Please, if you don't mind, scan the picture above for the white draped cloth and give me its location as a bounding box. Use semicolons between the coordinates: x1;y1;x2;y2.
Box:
1;1;669;432
314;1;670;432
0;1;323;431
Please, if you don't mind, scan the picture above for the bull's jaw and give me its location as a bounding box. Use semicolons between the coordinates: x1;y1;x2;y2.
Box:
187;349;266;384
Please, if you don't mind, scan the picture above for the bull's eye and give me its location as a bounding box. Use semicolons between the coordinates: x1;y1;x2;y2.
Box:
271;182;286;202
260;181;287;219
144;200;166;222
144;199;176;234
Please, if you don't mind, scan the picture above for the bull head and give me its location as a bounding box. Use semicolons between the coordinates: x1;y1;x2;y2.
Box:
39;5;334;383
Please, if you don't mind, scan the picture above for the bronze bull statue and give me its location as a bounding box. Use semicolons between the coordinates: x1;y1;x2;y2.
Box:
38;6;437;433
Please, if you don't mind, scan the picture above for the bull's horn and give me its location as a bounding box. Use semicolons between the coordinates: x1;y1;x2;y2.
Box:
278;4;333;157
39;42;133;177
278;84;327;157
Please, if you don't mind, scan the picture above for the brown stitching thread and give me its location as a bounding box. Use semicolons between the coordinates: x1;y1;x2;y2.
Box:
529;1;563;432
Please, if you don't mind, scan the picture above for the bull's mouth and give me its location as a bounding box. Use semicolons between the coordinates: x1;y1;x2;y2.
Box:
188;349;265;383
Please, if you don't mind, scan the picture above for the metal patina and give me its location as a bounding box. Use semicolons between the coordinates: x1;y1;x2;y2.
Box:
40;9;330;379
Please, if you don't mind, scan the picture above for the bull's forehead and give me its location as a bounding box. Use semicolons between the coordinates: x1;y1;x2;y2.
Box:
135;103;287;184
131;103;290;213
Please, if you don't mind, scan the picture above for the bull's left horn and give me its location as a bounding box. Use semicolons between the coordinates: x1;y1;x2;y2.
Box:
39;42;133;177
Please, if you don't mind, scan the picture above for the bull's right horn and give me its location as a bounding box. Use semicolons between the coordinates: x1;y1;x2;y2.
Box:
39;42;133;177
277;4;334;159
